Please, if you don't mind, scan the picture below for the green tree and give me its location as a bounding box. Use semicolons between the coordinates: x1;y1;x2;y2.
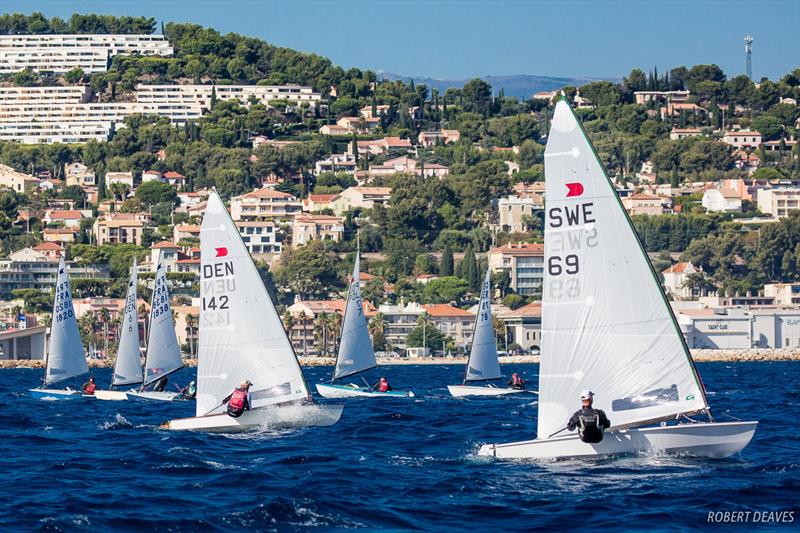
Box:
421;277;469;304
134;180;178;206
274;241;341;299
439;244;454;276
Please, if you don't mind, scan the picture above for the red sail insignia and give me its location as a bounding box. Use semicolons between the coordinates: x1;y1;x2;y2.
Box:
566;182;584;197
215;247;228;257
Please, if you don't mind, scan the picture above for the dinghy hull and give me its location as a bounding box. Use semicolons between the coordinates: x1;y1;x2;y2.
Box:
127;390;181;402
94;390;130;401
316;383;414;398
161;403;344;433
478;421;758;460
447;385;528;397
29;388;84;400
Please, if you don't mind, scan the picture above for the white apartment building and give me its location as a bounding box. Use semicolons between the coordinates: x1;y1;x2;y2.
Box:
0;34;173;73
229;188;303;224
757;188;800;218
488;243;545;296
493;195;541;233
136;84;321;108
763;283;800;306
701;188;742;212
235;221;282;256
292;214;344;247
722;130;762;149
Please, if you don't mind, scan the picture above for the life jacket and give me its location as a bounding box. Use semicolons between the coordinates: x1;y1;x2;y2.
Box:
512;375;523;386
378;381;389;392
227;388;248;417
577;410;605;443
84;382;96;394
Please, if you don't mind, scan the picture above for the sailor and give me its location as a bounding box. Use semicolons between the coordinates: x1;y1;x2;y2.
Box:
82;376;97;395
180;380;197;400
374;377;392;393
508;373;526;390
152;375;168;392
223;381;252;418
567;390;611;443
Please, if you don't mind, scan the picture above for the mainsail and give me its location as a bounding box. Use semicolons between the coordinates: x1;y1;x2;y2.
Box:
464;268;502;382
45;256;88;385
196;191;310;416
333;249;376;380
142;253;183;387
112;260;142;386
537;99;708;438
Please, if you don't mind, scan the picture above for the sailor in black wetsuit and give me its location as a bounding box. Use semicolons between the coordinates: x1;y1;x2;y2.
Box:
567;390;611;443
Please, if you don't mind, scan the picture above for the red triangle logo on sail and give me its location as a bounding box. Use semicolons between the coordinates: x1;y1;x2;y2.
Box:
566;182;584;197
215;247;228;257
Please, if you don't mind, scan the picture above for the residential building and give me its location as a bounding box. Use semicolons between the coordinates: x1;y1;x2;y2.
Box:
670;127;703;140
368;156;450;179
349;136;412;156
662;261;703;299
422;304;475;349
488;243;545;296
302;194;338;212
314;153;357;175
763;283;800;306
493;196;541;233
235;221;282;256
163;171;186;188
0;164;39;193
496;302;542;351
173;223;201;242
229;187;302;223
622;192;671;215
292;214;344;247
43;209;86;228
176;191;206;213
702;189;743;212
43;227;77;244
149;242;182;272
142;170;163;183
0;33;173;73
415;274;439;285
0;246;106;298
93;214;145;245
633;90;690;105
64;162;96;187
532;91;557;100
285;299;376;356
105;171;134;188
136;84;321;108
331;186;392;215
417;129;460;147
659;102;708;119
377;301;426;351
757;188;800;218
319;116;379;135
722;130;762;149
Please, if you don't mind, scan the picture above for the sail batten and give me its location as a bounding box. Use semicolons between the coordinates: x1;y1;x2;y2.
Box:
464;268;501;383
112;261;143;387
333;250;377;381
45;257;88;385
537;100;707;439
142;253;183;387
196;192;309;417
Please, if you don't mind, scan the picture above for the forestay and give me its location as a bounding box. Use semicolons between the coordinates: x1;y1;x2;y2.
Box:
334;250;377;380
143;254;183;386
196;191;310;417
45;256;88;385
113;260;143;387
538;99;707;438
465;268;502;382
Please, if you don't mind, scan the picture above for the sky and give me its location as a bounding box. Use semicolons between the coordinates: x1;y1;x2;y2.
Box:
3;0;799;81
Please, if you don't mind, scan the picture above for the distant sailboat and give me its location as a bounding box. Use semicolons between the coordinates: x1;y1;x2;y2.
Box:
30;256;90;400
95;260;142;401
162;191;343;432
316;245;413;399
448;268;527;397
127;251;184;402
479;99;756;459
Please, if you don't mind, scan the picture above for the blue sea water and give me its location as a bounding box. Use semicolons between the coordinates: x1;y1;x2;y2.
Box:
1;362;798;531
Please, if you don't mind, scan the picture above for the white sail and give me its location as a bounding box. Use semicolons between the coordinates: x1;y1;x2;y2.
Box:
537;99;707;438
143;253;183;386
334;250;376;380
45;256;88;385
112;260;142;386
196;191;309;416
465;268;502;382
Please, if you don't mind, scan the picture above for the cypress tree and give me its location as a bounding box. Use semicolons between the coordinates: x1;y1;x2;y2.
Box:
440;244;454;276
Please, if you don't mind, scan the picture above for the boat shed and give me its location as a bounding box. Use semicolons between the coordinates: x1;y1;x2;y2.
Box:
0;326;47;360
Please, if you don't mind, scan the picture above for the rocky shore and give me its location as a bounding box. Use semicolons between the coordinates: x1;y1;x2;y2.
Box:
2;349;798;369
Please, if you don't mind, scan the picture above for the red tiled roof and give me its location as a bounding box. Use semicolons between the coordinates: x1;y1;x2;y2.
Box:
308;194;338;202
240;188;295;200
422;304;473;317
33;242;63;251
663;262;694;274
152;241;179;249
47;210;83;220
490;242;544;255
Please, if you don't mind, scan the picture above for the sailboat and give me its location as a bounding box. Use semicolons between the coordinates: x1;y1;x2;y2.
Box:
448;268;527;397
95;260;143;401
30;256;90;400
479;99;756;459
161;191;343;432
316;246;413;399
127;251;185;402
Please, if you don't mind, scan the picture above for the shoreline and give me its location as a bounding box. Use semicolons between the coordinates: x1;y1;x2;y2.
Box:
2;349;799;369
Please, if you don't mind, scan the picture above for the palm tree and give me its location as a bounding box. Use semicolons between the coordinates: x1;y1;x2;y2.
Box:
313;312;330;356
298;311;308;357
110;182;131;202
185;313;198;358
368;313;386;351
681;272;716;298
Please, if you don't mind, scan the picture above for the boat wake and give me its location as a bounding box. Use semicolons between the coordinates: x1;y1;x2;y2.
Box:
98;413;134;430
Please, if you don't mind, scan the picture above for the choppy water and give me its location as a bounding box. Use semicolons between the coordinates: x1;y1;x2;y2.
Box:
1;362;798;531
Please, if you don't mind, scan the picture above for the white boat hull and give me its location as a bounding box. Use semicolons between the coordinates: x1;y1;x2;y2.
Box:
161;403;344;433
447;385;529;397
127;390;181;402
478;421;758;460
29;388;85;400
316;383;414;399
94;390;130;401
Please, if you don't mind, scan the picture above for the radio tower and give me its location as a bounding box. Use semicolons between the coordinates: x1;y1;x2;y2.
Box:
744;35;753;79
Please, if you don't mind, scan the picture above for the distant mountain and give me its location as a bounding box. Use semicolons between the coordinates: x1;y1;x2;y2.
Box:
376;72;620;100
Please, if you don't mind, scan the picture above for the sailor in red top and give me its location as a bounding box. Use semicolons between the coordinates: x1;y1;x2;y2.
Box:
223;381;252;418
508;373;526;390
374;377;392;393
82;376;97;395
